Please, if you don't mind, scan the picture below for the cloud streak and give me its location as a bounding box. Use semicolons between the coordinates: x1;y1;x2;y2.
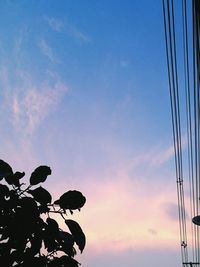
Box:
67;23;90;43
38;39;58;63
44;16;64;32
0;68;68;136
45;16;90;43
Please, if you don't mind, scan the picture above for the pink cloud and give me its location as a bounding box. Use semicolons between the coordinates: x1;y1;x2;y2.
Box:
51;172;182;253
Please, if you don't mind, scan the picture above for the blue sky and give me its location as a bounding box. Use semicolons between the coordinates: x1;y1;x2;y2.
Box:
0;0;188;266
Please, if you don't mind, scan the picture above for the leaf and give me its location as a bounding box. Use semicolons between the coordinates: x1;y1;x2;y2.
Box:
21;256;47;267
48;258;62;267
0;184;9;198
13;171;25;180
30;166;51;185
58;231;75;257
39;205;50;214
59;255;80;267
46;218;59;235
5;172;25;186
28;233;43;256
43;218;59;252
18;197;39;218
43;230;57;252
54;190;86;210
28;186;52;205
10;249;24;264
0;160;13;180
65;219;86;253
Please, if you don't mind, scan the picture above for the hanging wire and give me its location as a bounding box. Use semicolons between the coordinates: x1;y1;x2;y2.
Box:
192;0;200;263
163;0;200;266
182;0;196;262
163;0;188;264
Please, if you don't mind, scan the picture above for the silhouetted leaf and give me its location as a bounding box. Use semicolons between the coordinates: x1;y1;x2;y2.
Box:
10;249;25;264
27;233;43;256
28;186;52;205
18;197;39;220
30;166;51;185
47;257;79;267
0;254;12;266
14;171;25;180
43;233;57;253
39;205;50;214
5;171;25;186
8;232;27;250
0;159;13;180
46;217;59;235
19;197;38;210
0;184;9;199
59;255;80;267
43;218;59;252
21;256;46;267
58;231;75;257
54;190;86;210
0;161;85;266
65;219;86;253
48;257;62;267
8;189;19;208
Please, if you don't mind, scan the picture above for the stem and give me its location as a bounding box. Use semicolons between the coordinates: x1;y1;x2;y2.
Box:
48;210;65;214
61;212;66;220
18;185;32;197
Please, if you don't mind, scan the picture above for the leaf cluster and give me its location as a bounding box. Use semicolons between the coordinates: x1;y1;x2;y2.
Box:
0;160;86;267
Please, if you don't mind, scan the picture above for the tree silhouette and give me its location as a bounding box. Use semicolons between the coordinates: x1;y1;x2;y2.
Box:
0;159;86;267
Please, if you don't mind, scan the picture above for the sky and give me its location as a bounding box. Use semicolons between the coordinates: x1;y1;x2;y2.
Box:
0;0;190;266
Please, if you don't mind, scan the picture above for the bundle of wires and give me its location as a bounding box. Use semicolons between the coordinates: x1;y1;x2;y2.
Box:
163;0;200;266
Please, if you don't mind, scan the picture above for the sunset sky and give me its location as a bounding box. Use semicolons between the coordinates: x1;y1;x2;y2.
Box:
0;0;190;266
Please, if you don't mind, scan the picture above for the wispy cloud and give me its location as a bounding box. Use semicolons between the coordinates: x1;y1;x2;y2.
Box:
146;135;188;166
44;16;90;43
114;145;174;174
44;16;64;32
13;88;58;134
67;23;90;43
15;75;67;135
14;27;28;54
0;68;68;136
38;39;58;63
148;145;174;166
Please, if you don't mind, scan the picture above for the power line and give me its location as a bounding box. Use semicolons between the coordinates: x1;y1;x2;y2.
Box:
163;0;200;265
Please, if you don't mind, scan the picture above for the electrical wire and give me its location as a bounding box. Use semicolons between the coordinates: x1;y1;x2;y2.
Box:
163;0;200;266
162;0;200;265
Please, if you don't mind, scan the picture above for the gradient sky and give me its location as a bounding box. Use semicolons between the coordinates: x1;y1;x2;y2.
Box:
0;0;189;266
